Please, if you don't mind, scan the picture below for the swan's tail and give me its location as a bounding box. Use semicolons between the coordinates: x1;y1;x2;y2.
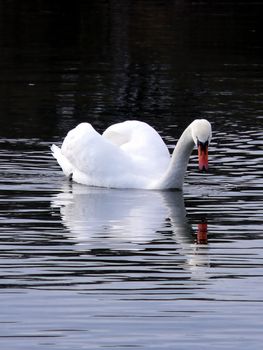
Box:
51;144;73;178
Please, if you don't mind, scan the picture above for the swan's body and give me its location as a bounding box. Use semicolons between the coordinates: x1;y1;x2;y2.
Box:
51;119;212;190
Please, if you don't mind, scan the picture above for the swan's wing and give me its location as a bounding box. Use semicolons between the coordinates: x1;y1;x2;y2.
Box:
102;128;130;146
103;120;170;168
53;123;138;187
51;144;73;177
52;121;171;189
63;123;130;169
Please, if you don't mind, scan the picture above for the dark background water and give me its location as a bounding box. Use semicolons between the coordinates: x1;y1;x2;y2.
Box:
0;0;262;138
0;1;263;349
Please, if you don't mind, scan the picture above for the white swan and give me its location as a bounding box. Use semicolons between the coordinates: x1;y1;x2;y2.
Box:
51;119;212;190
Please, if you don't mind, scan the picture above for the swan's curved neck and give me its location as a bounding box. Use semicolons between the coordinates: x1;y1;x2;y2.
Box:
151;126;194;190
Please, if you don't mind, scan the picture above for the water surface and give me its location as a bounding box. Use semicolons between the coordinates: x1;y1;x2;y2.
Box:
0;1;263;349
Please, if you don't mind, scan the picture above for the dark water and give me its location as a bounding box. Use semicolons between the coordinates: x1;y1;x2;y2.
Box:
0;1;263;349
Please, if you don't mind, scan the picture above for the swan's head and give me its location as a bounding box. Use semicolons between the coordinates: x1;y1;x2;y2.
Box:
190;119;212;171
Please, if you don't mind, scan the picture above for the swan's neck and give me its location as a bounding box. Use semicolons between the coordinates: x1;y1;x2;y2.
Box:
152;126;194;190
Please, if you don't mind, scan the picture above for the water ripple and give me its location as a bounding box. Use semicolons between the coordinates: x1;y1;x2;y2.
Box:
0;123;263;349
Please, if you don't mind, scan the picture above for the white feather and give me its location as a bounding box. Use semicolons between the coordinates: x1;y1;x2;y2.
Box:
51;119;212;190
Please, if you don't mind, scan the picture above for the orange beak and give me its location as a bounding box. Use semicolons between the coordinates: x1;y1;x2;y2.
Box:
198;141;209;171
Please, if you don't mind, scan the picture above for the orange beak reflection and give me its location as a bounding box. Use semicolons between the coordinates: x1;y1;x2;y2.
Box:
198;141;209;171
196;222;208;244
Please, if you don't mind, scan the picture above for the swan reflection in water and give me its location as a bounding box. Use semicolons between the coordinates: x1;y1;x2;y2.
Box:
52;183;210;279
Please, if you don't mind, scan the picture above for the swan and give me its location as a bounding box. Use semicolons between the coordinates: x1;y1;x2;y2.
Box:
51;119;212;190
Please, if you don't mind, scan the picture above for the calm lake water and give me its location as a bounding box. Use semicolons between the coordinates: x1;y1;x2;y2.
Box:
0;1;263;349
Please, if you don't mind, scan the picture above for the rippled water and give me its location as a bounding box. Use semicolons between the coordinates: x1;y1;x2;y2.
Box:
0;122;262;349
1;1;263;349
